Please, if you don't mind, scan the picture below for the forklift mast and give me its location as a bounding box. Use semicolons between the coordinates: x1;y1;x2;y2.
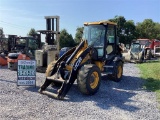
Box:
46;16;58;45
37;16;60;50
35;16;60;73
45;16;59;45
8;35;17;52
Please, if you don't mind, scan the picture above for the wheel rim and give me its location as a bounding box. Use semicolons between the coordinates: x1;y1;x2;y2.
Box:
90;71;99;89
117;65;122;78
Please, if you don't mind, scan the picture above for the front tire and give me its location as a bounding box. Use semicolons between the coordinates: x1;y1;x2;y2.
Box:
77;65;101;95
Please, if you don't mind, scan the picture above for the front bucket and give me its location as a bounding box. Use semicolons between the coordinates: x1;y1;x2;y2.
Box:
38;72;74;100
38;76;66;100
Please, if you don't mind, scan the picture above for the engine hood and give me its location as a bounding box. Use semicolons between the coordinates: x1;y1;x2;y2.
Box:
8;53;20;57
8;53;21;59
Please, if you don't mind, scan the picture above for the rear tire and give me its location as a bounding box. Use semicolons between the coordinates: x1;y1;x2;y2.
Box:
146;49;152;60
77;65;101;95
109;61;123;82
139;53;145;63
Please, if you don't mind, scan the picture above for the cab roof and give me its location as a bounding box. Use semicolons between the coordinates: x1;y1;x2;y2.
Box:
84;20;117;26
137;39;150;41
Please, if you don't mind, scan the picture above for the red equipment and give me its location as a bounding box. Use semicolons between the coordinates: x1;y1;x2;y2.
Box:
0;54;7;66
137;39;160;59
0;35;17;66
7;35;41;70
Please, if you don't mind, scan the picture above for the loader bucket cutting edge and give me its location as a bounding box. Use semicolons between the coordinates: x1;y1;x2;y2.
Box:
38;89;68;100
43;91;60;99
38;90;69;101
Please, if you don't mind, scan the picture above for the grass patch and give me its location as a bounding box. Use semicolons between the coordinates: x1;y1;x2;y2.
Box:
137;61;160;108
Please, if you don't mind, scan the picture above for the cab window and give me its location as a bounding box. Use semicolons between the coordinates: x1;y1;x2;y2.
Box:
28;39;38;50
106;25;115;44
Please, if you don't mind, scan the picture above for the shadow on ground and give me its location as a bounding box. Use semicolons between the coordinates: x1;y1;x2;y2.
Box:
66;75;144;112
143;77;160;92
23;74;147;112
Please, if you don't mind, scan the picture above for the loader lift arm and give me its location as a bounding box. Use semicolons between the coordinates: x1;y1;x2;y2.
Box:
39;40;93;99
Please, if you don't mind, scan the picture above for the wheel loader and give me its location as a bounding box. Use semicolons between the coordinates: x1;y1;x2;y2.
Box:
38;20;124;99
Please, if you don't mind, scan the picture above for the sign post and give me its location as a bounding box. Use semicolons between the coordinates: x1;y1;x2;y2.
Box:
17;60;36;86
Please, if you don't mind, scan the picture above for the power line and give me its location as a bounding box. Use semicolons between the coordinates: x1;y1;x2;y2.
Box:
0;20;31;28
0;21;32;30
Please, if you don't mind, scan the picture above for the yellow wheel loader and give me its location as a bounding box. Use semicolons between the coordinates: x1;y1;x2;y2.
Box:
39;20;124;99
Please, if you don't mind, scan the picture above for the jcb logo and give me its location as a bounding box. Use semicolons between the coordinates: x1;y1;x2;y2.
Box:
74;57;82;71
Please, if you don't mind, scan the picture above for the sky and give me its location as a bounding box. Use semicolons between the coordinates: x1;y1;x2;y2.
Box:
0;0;160;42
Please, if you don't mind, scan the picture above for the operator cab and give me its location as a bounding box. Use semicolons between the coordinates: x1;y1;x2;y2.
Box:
83;21;120;61
130;43;143;53
10;36;41;57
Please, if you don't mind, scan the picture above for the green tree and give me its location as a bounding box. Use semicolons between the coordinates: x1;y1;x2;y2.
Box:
154;22;160;39
75;27;84;43
109;16;138;45
123;20;136;45
0;27;4;38
0;28;7;51
59;29;76;48
136;19;157;39
109;16;127;43
109;16;126;34
27;28;37;36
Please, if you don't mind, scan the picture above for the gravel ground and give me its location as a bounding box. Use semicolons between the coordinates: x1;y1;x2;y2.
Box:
0;63;160;120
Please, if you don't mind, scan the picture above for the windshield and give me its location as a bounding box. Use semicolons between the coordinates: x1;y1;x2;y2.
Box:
137;40;150;46
28;38;39;50
155;47;160;53
82;25;106;57
28;38;39;56
131;43;142;53
82;25;105;46
16;38;26;46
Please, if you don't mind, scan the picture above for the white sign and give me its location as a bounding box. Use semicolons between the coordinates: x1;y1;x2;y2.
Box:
17;60;36;86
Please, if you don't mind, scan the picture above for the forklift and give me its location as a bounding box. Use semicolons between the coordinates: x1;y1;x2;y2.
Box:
7;34;41;70
35;16;60;73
